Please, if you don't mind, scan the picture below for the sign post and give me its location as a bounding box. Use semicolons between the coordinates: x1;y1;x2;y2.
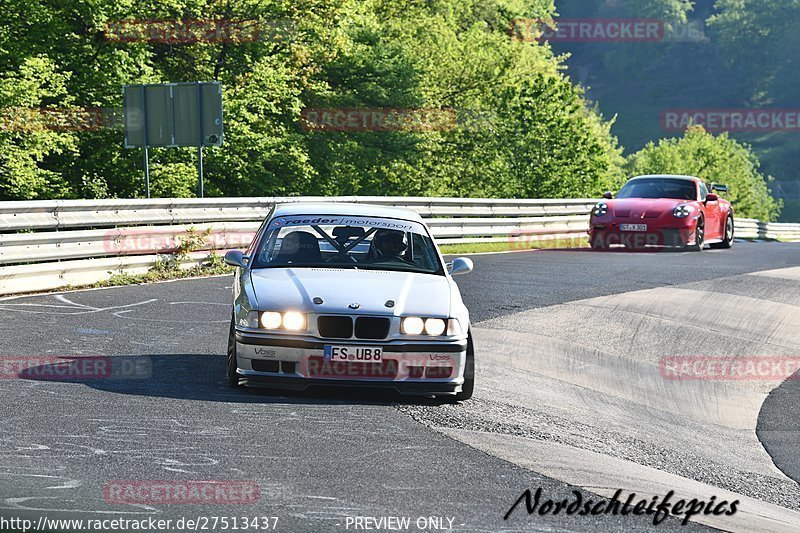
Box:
123;82;223;198
141;85;150;198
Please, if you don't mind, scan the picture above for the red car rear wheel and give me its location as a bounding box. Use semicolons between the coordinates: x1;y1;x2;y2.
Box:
710;214;734;249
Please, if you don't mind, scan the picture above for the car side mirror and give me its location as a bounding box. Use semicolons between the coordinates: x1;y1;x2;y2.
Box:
224;250;249;268
448;257;473;276
602;191;614;199
706;193;719;202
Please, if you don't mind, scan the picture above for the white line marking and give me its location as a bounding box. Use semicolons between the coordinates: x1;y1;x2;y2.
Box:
169;301;229;306
0;297;157;316
54;295;99;310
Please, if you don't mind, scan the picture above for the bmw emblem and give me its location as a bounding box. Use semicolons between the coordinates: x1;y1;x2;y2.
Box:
348;303;361;310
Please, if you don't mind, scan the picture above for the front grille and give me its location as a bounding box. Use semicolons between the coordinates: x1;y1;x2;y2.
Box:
354;317;391;340
318;316;353;338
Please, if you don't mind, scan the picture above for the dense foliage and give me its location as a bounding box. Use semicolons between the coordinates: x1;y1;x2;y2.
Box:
627;126;781;222
0;0;784;220
553;0;794;221
708;0;800;105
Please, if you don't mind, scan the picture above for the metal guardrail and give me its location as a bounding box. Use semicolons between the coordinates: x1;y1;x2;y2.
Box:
735;218;800;240
0;197;797;296
0;197;597;231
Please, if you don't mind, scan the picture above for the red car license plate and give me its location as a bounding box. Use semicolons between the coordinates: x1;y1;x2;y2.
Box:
620;224;647;232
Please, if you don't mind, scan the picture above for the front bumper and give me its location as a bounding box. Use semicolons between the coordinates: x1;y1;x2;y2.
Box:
589;220;697;247
234;330;468;396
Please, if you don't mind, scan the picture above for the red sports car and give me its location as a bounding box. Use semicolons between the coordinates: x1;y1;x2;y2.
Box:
588;175;734;251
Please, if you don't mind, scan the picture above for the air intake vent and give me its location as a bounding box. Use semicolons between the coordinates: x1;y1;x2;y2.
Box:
354;317;391;340
318;316;353;339
252;360;280;373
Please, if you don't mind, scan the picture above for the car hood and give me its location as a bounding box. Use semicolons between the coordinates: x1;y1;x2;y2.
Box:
248;267;453;317
609;198;691;217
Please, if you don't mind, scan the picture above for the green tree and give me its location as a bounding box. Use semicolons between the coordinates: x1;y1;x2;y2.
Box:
0;56;77;199
0;0;627;201
708;0;800;104
626;125;781;221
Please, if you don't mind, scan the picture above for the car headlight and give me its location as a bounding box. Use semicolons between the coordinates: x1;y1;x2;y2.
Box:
282;312;306;331
424;318;447;336
240;310;260;328
401;316;425;335
402;317;454;336
260;311;282;329
673;204;693;219
446;319;463;336
259;311;306;331
593;202;609;217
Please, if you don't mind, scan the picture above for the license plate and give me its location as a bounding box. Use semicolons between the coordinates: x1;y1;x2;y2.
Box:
323;345;383;362
620;224;647;232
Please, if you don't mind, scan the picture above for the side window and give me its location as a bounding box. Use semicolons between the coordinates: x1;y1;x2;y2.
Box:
410;233;437;271
247;207;275;256
698;182;709;201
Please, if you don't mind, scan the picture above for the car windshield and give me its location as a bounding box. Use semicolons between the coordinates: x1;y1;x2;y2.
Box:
251;215;444;275
616;178;697;201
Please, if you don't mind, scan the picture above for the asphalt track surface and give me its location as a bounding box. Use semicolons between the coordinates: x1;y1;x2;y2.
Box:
0;243;799;532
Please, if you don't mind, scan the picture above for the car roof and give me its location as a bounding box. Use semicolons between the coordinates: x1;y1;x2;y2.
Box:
629;174;699;182
271;202;424;223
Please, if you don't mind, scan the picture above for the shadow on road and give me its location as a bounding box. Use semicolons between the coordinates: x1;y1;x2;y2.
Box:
16;354;455;406
757;371;800;484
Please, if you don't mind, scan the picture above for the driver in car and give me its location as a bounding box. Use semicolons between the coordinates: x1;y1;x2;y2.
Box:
272;231;322;264
369;229;408;262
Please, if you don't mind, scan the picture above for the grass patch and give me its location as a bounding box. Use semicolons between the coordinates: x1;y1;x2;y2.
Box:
440;237;589;255
93;255;234;288
91;227;235;288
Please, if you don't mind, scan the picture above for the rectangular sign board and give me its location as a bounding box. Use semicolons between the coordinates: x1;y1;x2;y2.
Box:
123;82;223;148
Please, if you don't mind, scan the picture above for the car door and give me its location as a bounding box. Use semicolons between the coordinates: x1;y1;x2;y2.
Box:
698;181;722;239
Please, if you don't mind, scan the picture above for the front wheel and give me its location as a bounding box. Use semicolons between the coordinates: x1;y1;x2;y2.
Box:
227;318;241;387
710;214;734;249
445;331;474;402
686;217;705;252
590;236;607;250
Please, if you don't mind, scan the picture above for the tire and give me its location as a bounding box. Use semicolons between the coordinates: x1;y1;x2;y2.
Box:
227;318;241;387
445;331;474;402
590;236;607;250
686;217;705;252
710;214;734;249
